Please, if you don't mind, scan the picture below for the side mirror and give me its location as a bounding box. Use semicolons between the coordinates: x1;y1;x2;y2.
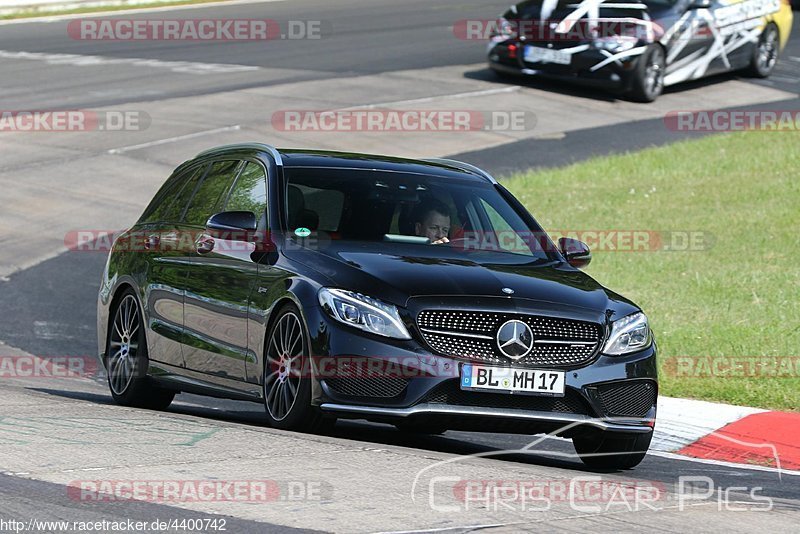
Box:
207;211;257;234
206;211;260;243
558;237;592;269
206;211;276;258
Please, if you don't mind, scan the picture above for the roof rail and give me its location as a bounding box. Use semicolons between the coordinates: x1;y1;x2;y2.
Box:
424;158;498;184
195;143;283;166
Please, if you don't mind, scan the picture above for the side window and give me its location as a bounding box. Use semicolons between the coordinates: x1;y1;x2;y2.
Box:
141;164;207;224
225;162;267;216
183;160;242;226
479;198;533;257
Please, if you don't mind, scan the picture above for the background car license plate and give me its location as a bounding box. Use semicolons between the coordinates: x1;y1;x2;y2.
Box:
524;46;571;65
461;364;565;396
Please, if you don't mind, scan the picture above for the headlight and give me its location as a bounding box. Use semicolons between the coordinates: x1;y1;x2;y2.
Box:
318;288;411;340
603;312;652;355
592;37;638;53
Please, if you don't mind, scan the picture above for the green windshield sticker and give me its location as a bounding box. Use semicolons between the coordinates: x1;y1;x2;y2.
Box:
295;227;311;238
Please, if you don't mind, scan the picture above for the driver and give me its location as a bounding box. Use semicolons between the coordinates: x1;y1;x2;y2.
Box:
413;199;451;245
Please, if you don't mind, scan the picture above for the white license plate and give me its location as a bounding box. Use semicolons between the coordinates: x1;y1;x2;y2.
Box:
461;364;565;396
524;45;571;65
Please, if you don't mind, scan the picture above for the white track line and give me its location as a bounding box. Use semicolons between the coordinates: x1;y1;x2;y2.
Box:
649;450;800;477
341;87;522;110
375;523;524;534
0;50;260;74
107;124;240;154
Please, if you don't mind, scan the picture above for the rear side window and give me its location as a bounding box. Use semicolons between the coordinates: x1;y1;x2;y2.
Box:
183;160;242;226
225;162;267;216
141;164;207;224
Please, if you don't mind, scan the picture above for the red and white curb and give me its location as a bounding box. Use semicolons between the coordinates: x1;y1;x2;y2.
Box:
653;396;800;472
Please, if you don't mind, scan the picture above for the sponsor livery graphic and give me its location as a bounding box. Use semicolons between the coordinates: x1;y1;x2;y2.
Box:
660;0;782;86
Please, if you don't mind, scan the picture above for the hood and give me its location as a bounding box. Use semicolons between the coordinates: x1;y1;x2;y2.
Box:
284;241;639;318
506;0;675;44
511;0;654;20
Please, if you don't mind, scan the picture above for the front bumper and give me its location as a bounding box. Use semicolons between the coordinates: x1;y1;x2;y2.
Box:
306;304;657;436
488;41;644;92
320;403;654;435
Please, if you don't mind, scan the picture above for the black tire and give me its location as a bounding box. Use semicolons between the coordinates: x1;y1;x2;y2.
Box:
395;422;447;435
629;45;665;103
263;303;332;433
573;430;652;470
746;23;779;78
106;289;175;410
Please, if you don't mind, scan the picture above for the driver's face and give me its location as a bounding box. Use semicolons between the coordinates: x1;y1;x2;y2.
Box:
416;212;450;242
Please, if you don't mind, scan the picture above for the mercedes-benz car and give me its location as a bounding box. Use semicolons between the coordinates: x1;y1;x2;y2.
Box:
97;143;657;469
488;0;793;101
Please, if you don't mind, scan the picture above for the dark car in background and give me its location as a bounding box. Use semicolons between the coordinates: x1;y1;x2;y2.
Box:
98;143;657;469
488;0;793;101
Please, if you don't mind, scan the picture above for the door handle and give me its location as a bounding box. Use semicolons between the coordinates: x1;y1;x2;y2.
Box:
196;235;215;254
144;234;160;251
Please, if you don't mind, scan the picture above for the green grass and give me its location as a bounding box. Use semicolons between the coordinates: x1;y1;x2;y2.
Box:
504;130;800;411
0;0;228;20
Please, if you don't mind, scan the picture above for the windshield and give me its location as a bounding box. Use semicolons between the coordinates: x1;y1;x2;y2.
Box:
283;167;557;263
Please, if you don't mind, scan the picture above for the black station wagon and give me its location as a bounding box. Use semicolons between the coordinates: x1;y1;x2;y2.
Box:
98;143;658;469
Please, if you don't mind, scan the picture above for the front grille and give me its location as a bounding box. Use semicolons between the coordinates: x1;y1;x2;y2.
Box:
596;381;657;418
417;310;602;367
325;377;409;399
418;380;591;415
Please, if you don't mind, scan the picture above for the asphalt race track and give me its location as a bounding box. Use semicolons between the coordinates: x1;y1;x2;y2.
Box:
0;0;799;531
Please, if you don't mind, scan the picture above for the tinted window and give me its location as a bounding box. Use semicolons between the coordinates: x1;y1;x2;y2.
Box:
290;183;344;232
141;165;207;224
183;160;241;226
225;162;267;216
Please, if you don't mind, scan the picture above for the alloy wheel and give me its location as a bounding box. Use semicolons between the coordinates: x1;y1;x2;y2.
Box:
757;26;778;73
644;49;664;99
264;312;304;421
108;294;140;395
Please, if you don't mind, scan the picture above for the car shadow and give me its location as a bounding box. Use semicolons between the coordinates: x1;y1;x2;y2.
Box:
30;386;624;473
464;66;750;103
464;67;619;102
660;70;752;94
26;387;116;405
328;419;595;471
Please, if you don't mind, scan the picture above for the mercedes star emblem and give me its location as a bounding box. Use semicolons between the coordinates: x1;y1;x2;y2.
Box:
496;320;534;360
